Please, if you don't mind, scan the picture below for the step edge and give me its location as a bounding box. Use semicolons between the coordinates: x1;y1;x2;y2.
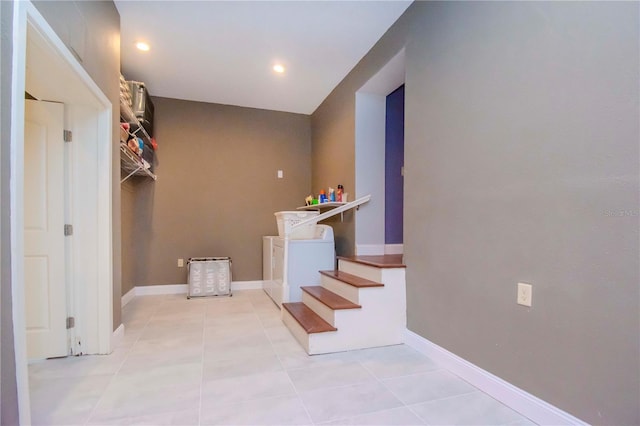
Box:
338;255;406;269
282;302;337;334
319;270;384;287
301;286;362;310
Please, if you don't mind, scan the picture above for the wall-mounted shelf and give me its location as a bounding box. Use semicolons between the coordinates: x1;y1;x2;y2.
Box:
120;144;156;183
297;202;347;211
293;196;370;224
120;98;152;147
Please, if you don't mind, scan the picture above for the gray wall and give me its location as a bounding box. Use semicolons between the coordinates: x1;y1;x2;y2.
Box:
31;0;122;331
311;8;410;257
311;2;639;424
130;97;311;286
1;1;19;423
121;180;137;296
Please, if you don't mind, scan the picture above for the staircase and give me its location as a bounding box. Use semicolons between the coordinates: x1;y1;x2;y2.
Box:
282;255;406;355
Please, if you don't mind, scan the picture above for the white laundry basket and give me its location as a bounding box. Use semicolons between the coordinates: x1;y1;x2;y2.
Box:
187;257;232;298
274;211;319;239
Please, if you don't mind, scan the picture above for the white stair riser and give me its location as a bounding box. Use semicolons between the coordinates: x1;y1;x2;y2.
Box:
320;279;406;327
359;288;405;324
281;308;310;352
380;268;406;289
306;281;406;354
338;259;382;282
285;262;407;355
332;286;405;334
338;261;406;290
334;306;403;335
321;276;360;303
308;307;404;354
302;292;336;326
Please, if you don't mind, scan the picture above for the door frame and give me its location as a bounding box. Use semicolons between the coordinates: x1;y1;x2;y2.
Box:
354;48;405;255
10;1;113;422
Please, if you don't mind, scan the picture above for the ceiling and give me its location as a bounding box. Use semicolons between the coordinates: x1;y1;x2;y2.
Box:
115;1;412;115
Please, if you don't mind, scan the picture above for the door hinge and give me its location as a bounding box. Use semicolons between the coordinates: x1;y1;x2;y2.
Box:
63;130;72;142
66;317;75;329
64;224;73;236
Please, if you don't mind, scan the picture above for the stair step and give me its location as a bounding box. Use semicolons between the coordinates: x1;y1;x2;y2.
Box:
338;255;406;269
302;286;361;310
282;302;337;334
319;270;384;288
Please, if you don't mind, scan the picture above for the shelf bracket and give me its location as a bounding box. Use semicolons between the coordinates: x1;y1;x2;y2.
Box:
119;144;157;183
120;167;142;183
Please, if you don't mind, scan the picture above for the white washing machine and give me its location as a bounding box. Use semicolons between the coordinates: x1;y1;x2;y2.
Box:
263;225;335;307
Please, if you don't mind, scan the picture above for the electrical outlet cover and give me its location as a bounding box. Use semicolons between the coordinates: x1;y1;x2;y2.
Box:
517;282;533;307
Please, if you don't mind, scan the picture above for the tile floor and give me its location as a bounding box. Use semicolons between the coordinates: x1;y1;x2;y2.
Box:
29;290;536;425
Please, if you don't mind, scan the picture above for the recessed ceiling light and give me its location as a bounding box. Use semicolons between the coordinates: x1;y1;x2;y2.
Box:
136;42;150;51
273;64;285;74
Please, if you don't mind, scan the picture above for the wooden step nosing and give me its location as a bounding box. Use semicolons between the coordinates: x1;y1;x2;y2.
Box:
319;270;384;288
337;255;406;269
301;286;361;310
282;303;337;334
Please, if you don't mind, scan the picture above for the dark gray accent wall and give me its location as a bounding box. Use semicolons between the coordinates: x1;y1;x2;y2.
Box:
131;97;311;286
1;1;19;423
32;0;122;331
311;2;639;424
385;85;404;244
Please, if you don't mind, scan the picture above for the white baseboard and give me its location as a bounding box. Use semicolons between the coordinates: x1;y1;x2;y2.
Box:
111;323;125;350
356;244;403;255
403;329;586;426
136;284;188;296
122;281;266;301
121;287;136;308
356;244;385;255
384;244;403;255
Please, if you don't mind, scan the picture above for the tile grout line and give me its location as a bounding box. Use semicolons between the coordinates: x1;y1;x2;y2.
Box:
354;351;484;425
83;294;155;425
434;367;537;424
259;298;316;425
356;355;428;424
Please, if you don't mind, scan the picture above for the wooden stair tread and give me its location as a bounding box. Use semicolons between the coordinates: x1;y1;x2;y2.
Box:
302;286;361;310
319;270;384;288
282;302;337;334
338;255;406;269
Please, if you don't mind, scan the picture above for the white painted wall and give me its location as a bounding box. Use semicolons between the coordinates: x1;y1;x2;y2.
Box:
354;92;386;249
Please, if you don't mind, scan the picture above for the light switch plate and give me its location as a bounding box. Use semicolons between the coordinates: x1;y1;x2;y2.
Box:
277;170;283;179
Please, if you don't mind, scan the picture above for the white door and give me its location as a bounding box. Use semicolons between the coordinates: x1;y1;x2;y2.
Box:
24;99;68;360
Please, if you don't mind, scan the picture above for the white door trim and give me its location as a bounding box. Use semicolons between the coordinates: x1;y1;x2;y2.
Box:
11;2;113;422
354;49;405;252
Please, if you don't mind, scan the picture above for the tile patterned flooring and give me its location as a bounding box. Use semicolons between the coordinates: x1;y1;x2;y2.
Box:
29;290;536;425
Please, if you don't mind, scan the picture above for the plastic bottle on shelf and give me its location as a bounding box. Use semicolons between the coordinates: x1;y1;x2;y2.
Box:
337;185;344;202
319;189;327;203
